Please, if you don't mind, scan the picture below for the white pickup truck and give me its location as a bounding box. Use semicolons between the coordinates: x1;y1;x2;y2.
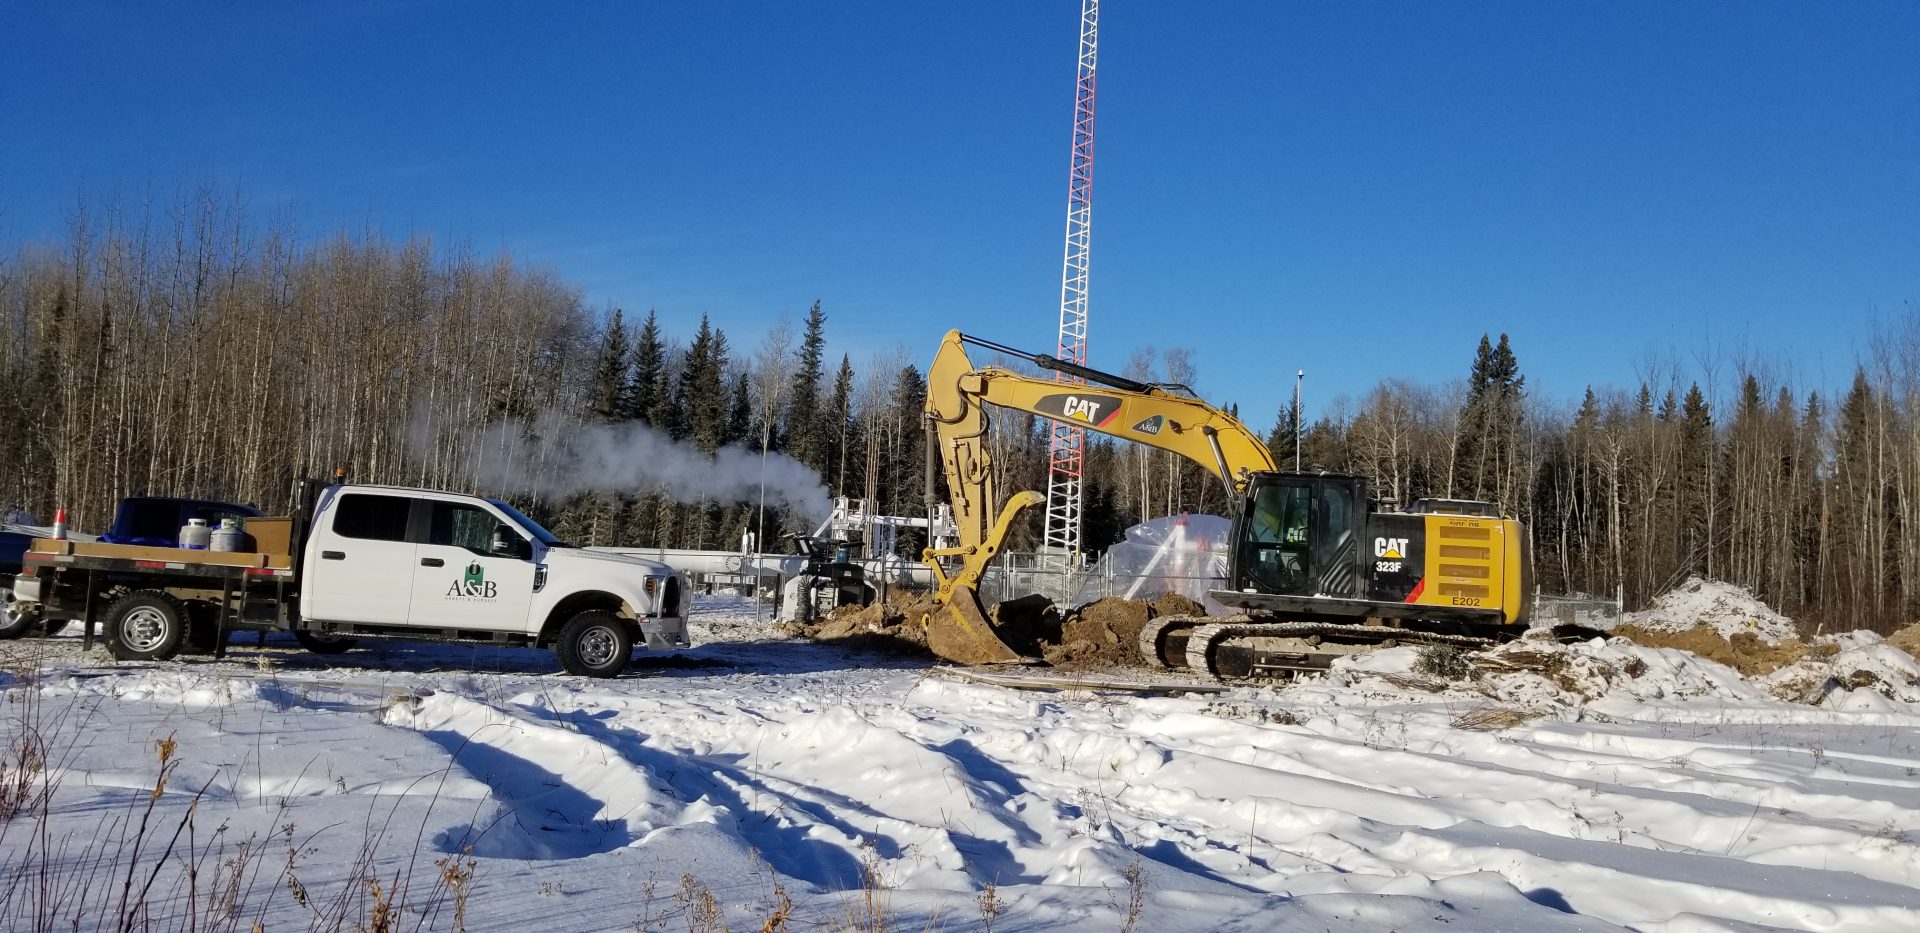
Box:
13;481;690;678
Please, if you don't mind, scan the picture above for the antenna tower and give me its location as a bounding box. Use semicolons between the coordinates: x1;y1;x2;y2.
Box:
1043;0;1098;564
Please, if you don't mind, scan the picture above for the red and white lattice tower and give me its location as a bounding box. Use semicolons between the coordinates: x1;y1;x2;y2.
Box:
1043;0;1098;564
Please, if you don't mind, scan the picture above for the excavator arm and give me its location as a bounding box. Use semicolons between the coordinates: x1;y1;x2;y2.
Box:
920;329;1277;664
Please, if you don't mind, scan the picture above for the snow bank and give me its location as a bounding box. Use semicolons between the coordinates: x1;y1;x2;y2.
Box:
1623;576;1798;644
39;670;262;707
1333;639;1763;713
1763;631;1920;709
1332;628;1920;717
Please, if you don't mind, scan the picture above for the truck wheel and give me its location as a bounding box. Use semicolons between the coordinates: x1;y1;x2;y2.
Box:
555;610;632;678
104;591;187;662
294;631;358;655
0;587;37;640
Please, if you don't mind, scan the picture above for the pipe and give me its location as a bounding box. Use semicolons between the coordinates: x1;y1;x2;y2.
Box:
1202;426;1237;501
957;333;1152;394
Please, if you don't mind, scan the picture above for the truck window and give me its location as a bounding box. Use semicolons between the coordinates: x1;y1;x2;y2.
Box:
120;500;184;542
332;494;412;542
429;501;503;553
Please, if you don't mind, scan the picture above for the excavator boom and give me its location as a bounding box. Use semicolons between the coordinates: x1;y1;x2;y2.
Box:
921;330;1276;664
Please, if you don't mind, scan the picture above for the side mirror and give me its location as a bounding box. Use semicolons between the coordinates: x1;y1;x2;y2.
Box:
490;526;528;560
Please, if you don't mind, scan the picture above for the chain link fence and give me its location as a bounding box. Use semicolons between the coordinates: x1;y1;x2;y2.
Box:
976;551;1226;609
1531;593;1624;629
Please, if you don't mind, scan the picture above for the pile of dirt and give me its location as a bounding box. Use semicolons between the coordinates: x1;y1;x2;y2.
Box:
776;592;942;654
1611;624;1830;677
1044;592;1207;670
1886;624;1920;661
783;589;1206;670
1624;577;1799;644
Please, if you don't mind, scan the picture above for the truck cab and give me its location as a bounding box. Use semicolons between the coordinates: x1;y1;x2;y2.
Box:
301;485;689;655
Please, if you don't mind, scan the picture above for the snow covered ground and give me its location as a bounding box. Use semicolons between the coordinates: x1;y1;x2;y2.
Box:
4;595;1920;931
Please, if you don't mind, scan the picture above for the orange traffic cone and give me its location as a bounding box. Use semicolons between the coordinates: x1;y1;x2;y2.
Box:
52;508;67;540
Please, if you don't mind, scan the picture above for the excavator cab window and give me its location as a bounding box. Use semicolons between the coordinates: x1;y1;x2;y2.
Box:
1240;483;1313;595
1233;474;1367;599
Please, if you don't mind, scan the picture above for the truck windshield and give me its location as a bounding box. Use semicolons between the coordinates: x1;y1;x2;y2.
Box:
487;499;571;547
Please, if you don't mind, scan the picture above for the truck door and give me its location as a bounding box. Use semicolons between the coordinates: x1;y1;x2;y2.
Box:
408;499;537;633
303;492;417;623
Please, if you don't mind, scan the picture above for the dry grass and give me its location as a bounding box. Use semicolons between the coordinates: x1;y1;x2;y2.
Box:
0;658;487;932
1452;706;1541;732
1117;857;1147;933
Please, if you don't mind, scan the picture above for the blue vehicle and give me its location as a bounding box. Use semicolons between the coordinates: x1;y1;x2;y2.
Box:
2;524;47;636
99;497;264;548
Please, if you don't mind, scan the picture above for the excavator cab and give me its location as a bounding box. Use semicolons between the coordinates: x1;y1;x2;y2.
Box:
1231;473;1367;601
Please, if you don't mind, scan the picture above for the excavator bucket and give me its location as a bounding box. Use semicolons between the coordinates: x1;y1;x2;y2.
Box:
925;587;1026;665
919;490;1045;665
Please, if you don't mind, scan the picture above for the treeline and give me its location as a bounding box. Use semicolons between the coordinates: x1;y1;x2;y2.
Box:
4;197;1915;628
0;198;933;553
1269;328;1920;631
0;197;1233;559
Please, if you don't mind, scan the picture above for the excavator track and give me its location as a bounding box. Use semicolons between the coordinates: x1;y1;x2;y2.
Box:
1144;614;1506;679
1185;621;1495;678
1141;614;1610;679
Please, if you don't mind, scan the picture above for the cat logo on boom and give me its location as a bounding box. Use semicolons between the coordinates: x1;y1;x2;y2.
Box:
1035;393;1123;429
1063;396;1104;422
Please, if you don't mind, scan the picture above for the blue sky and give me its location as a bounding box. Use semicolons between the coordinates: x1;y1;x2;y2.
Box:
4;2;1916;425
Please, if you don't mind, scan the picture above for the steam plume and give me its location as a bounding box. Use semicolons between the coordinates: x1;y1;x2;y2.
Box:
441;411;831;521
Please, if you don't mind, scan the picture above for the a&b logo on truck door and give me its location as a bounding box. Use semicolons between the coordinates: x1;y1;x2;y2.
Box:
447;562;498;599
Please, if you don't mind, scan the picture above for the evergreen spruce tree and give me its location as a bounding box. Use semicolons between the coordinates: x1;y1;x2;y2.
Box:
587;309;630;422
785;301;828;474
694;327;731;454
1266;398;1300;468
1453;333;1525;502
727;370;754;447
1678;382;1713;573
674;315;731;453
669;316;713;442
886;365;928;521
626;309;668;426
828;354;856;496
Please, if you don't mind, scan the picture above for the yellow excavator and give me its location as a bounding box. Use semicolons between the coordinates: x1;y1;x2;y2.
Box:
921;330;1538;678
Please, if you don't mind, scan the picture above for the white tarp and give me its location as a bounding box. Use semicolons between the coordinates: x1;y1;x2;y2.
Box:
1073;513;1232;613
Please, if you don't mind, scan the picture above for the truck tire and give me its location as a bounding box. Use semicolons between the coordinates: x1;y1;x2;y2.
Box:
104;591;187;662
0;587;37;640
294;631;358;655
555;610;632;678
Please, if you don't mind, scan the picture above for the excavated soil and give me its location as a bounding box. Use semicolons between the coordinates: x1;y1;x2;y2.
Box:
1887;624;1920;661
777;593;942;655
1046;597;1150;668
1612;624;1831;677
783;590;1206;669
